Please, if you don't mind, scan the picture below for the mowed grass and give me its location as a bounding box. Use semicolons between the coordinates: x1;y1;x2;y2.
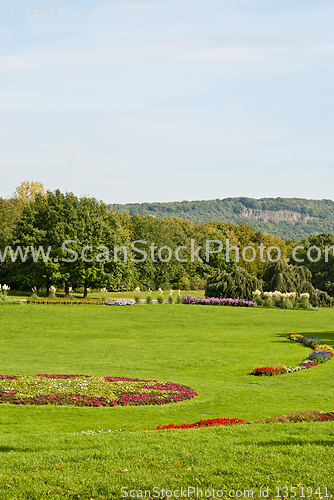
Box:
0;304;333;432
0;304;333;498
0;423;333;499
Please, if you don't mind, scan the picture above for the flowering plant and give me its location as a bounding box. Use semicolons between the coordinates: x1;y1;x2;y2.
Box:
157;288;164;304
182;295;257;307
168;290;174;304
317;412;334;421
302;337;323;347
133;287;141;303
251;364;287;376
308;350;333;363
0;284;10;304
312;344;334;353
289;334;304;342
108;299;136;306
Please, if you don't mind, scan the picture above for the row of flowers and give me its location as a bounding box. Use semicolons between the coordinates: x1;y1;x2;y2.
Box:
251;334;334;376
181;295;257;307
145;417;245;430
108;299;136;306
251;290;313;309
146;411;334;430
0;375;198;407
252;290;310;299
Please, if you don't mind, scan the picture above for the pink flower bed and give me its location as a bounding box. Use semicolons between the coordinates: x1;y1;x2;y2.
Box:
0;375;198;407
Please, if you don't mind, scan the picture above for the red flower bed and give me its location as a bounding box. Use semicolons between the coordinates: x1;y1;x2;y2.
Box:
251;365;287;376
146;417;244;430
316;412;334;421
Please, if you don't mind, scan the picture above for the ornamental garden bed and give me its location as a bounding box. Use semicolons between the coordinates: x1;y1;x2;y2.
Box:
0;375;198;407
147;410;334;431
251;334;334;376
26;298;136;305
181;295;257;307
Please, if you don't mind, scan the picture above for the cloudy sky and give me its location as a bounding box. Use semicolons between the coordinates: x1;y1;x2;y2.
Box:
1;0;334;203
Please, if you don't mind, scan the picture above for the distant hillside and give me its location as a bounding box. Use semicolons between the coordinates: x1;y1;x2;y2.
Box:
110;197;334;240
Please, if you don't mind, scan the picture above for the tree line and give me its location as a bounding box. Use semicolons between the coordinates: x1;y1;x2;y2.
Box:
1;183;334;298
111;196;334;240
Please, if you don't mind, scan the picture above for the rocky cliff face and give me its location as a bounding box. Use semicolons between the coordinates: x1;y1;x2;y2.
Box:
240;208;316;223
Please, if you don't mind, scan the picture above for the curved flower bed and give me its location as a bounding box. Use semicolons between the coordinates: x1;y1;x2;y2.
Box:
182;295;257;307
0;375;198;407
252;334;334;376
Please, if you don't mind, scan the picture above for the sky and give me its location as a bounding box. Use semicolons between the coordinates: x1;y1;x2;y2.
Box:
1;0;334;204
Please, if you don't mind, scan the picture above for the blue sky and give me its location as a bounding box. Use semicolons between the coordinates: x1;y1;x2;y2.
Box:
1;0;334;203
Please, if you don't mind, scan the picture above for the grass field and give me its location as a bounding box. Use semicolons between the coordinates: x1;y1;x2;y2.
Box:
0;304;333;499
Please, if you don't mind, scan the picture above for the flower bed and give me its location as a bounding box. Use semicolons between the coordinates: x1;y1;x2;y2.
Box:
0;375;198;407
146;417;245;430
147;411;334;430
108;299;136;306
252;334;333;376
251;364;287;376
317;412;334;421
182;295;257;307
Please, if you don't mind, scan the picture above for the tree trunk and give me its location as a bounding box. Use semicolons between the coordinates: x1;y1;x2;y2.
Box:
45;278;50;297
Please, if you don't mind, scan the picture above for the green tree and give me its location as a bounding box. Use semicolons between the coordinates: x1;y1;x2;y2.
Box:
293;233;334;295
205;266;262;300
7;190;135;295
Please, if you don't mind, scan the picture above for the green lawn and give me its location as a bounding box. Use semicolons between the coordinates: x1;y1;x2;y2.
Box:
0;304;333;498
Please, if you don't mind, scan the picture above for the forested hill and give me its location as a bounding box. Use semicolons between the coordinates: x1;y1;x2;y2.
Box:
110;197;334;240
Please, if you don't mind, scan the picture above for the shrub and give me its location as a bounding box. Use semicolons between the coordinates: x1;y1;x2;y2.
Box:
157;288;164;304
205;267;262;301
0;284;10;304
261;261;334;307
146;291;152;304
259;410;322;424
168;291;174;304
134;286;141;304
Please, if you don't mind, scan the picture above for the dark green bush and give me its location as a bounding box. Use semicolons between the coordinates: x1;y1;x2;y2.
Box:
205;266;262;300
